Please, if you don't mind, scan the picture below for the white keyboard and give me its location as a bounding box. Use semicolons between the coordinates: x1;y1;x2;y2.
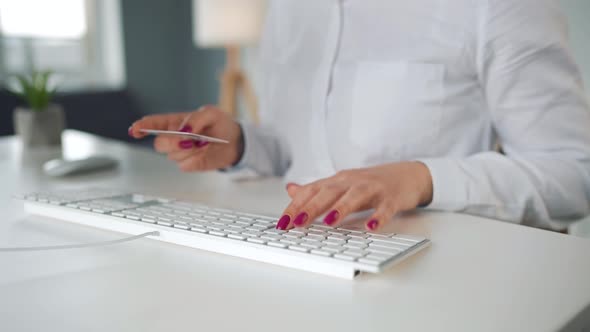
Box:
17;189;430;279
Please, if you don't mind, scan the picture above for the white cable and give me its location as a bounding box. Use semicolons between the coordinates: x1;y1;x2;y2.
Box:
0;231;160;252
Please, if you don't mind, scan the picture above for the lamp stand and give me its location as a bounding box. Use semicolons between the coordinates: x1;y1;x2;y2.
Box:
219;46;259;124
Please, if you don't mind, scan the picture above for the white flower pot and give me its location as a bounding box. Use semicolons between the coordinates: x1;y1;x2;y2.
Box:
13;104;66;147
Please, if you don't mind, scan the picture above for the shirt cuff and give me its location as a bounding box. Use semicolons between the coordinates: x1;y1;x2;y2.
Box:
416;158;470;211
220;122;257;173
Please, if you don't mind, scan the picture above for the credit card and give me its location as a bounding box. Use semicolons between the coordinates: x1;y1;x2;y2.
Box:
139;129;229;144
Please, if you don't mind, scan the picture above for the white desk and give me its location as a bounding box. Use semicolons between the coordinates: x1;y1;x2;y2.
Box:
1;130;589;332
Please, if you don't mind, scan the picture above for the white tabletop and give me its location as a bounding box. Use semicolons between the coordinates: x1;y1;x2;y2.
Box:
1;130;589;332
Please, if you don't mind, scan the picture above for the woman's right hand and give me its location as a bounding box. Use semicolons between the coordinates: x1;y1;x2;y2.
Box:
128;105;244;172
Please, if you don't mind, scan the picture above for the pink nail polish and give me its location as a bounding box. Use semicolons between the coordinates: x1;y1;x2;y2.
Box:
180;125;192;133
323;210;339;226
179;140;194;149
194;140;209;148
366;219;379;231
276;215;291;230
293;212;308;227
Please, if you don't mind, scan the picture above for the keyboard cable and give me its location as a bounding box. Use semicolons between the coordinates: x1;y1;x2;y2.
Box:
0;231;160;252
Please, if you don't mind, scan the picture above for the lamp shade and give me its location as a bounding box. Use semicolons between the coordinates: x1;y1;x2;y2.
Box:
193;0;266;47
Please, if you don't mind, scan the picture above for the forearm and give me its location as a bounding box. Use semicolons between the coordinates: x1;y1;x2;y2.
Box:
420;152;590;229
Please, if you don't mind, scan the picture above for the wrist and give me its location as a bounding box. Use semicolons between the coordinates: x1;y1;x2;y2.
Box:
231;123;245;167
413;161;433;206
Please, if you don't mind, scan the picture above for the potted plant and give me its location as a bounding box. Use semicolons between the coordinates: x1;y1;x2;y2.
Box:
9;71;65;147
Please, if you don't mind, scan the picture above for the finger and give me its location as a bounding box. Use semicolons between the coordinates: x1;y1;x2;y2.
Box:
292;184;347;228
285;182;301;198
154;135;189;153
326;185;379;227
365;200;398;232
185;105;221;134
167;143;209;162
177;153;208;172
275;184;320;230
129;113;187;138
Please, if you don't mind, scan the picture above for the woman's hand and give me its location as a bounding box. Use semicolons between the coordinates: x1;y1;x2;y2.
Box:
276;162;433;231
128;105;243;171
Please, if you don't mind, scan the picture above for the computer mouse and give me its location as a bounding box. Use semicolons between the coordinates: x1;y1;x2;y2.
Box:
43;156;118;177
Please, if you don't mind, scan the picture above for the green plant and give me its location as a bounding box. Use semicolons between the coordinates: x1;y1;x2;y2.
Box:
10;71;56;112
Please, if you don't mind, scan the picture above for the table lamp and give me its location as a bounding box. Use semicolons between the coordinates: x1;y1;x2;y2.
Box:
193;0;266;124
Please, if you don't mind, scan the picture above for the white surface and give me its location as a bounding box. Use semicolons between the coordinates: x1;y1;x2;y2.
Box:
0;130;589;332
193;0;266;47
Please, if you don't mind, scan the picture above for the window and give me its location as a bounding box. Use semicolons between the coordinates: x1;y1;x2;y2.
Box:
0;0;125;90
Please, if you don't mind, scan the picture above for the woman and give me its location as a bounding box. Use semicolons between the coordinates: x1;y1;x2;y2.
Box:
129;1;590;232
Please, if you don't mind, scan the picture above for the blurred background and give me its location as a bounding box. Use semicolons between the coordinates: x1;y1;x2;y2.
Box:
0;0;588;143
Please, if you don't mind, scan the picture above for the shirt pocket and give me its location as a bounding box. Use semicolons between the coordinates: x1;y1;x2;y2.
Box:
350;61;444;160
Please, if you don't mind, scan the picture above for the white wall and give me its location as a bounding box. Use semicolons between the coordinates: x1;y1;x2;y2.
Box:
561;0;590;91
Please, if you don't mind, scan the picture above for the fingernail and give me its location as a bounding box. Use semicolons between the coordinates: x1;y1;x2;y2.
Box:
323;210;339;226
366;219;379;231
179;140;194;149
180;125;192;133
194;140;209;148
276;215;291;230
128;126;133;137
293;212;308;227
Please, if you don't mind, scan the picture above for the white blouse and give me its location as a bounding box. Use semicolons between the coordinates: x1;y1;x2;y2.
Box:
235;0;590;230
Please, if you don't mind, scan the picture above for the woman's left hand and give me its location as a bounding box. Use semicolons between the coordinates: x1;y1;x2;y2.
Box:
275;162;433;231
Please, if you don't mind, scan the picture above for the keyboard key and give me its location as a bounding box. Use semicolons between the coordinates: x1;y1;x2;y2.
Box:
347;238;371;245
368;246;401;255
267;241;287;248
283;233;302;239
300;242;322;249
242;231;262;238
209;231;227;237
348;233;370;240
393;234;425;243
344;243;368;250
141;217;156;223
125;215;140;220
174;224;190;230
288;229;309;235
366;254;391;261
322;245;344;253
324;239;346;246
250;224;270;230
280;239;301;245
327;235;349;241
228;234;246;241
311;250;332;257
357;258;381;266
157;220;173;227
264;229;285;235
342;249;368;258
246;238;266;244
328;229;350;236
369;242;408;251
261;234;282;241
334;254;355;261
305;234;326;241
288;245;309;253
190;227;207;233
